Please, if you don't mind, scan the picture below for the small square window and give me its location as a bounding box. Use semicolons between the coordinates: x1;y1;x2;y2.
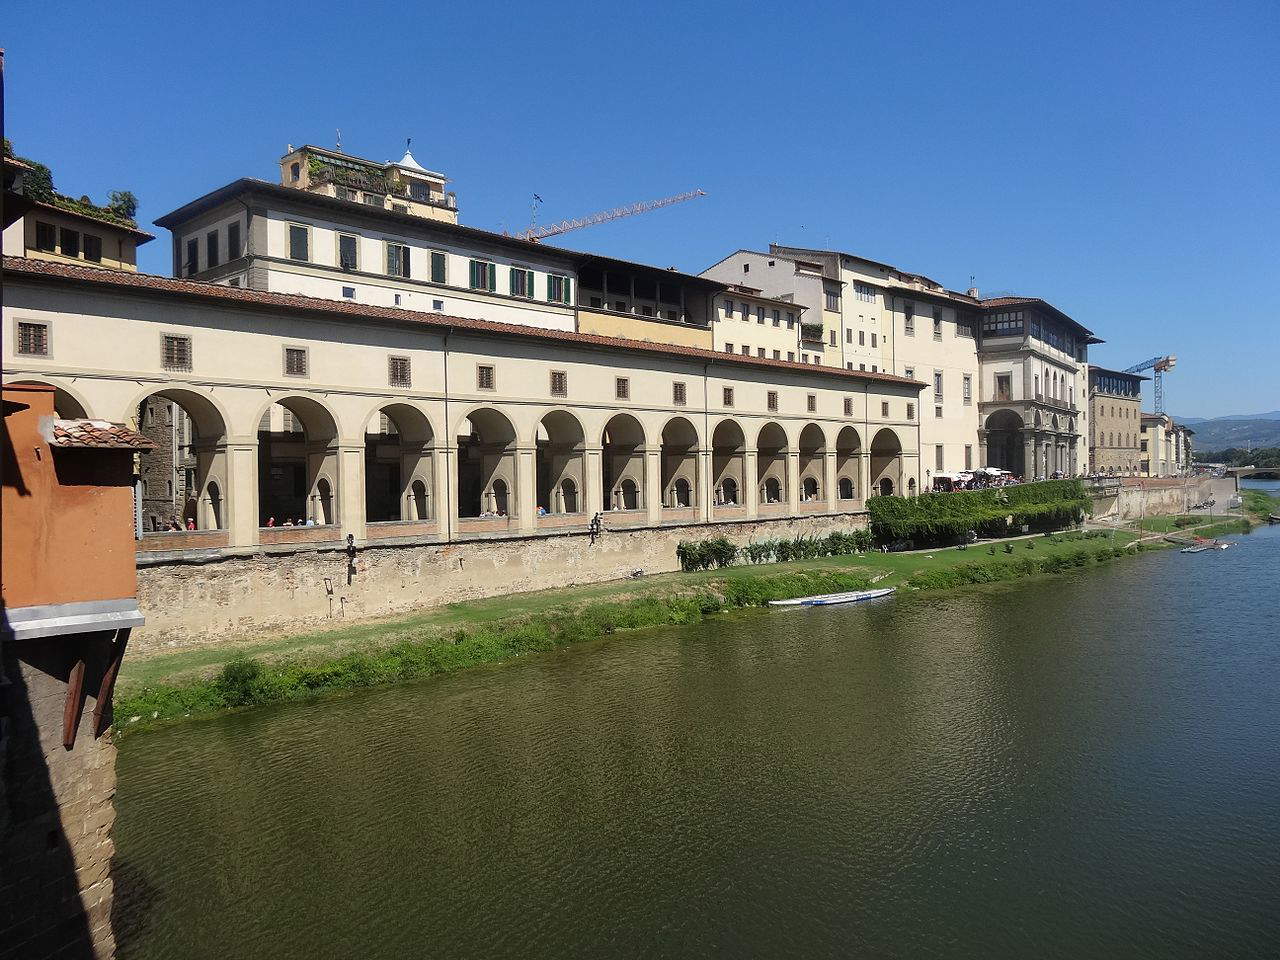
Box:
673;381;687;406
757;347;765;358
550;370;567;397
284;346;308;377
881;401;890;417
162;334;192;372
935;405;944;418
35;221;57;252
60;228;80;258
741;345;750;355
722;387;734;407
843;397;853;416
907;403;915;420
433;299;444;311
773;349;781;360
342;286;356;299
17;321;49;356
83;235;102;263
389;356;411;387
615;377;630;400
477;365;496;390
288;224;309;262
767;391;778;412
807;394;817;413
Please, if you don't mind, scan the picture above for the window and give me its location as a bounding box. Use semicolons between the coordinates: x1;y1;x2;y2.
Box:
615;377;630;400
82;234;102;262
16;321;49;356
963;374;972;405
773;349;781;359
228;222;242;260
904;367;915;379
756;306;765;324
933;308;943;339
904;301;915;335
845;329;852;344
767;391;778;412
510;267;534;298
935;445;944;471
469;259;496;291
859;330;865;346
871;364;877;372
409;181;432;202
935;406;943;419
673;381;687;405
386;356;411;387
387;242;410;278
741;345;750;355
995;373;1012;401
722;386;734;407
787;351;795;361
843;397;853;416
228;277;241;287
547;273;571;304
772;309;780;326
786;311;796;329
430;249;450;284
825;289;840;311
859;363;866;371
60;228;80;258
982;310;1025;337
284;346;308;377
871;333;877;348
807;394;817;413
290;162;301;181
881;401;890;417
362;193;382;206
550;370;567;397
186;238;199;276
342;286;355;298
339;234;359;271
35;221;57;252
288;224;309;262
477;364;496;390
907;402;915;420
725;343;734;353
855;282;876;303
206;231;220;269
723;300;734;319
829;330;837;346
757;347;766;358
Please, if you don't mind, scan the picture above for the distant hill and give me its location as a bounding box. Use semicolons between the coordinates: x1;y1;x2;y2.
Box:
1187;418;1280;453
1174;410;1280;424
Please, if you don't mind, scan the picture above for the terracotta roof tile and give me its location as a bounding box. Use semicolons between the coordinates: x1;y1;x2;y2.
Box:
2;256;924;388
49;418;153;450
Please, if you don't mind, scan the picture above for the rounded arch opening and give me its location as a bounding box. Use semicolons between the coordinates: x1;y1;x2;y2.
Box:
365;403;435;523
602;413;645;512
756;421;789;506
458;407;517;519
984;409;1026;477
836;425;862;501
536;410;585;515
712;419;746;508
660;417;699;509
258;396;339;527
870;428;903;501
11;379;91;419
133;387;230;533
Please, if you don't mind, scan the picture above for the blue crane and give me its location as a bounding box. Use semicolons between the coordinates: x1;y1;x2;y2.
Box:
1124;355;1177;413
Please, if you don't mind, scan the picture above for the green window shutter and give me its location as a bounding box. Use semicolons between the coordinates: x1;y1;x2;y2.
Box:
469;260;477;288
402;247;410;278
527;270;534;298
509;267;516;295
488;263;496;292
564;276;572;304
431;251;445;283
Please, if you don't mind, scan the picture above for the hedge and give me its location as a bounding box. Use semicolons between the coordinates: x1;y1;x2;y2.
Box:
868;479;1089;547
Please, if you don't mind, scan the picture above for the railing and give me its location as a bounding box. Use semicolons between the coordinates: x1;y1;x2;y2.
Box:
366;519;440;540
138;529;230;552
259;524;342;545
456;515;511;535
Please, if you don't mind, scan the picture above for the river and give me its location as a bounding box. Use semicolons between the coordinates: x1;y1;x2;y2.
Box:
114;488;1280;959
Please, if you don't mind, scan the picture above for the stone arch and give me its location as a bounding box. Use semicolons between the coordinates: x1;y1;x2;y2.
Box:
457;406;518;518
660;416;699;509
835;425;861;501
10;378;92;419
256;395;341;527
984;409;1025;477
536;409;585;515
129;386;231;533
756;421;788;506
870;427;903;499
602;413;645;512
364;402;436;523
711;418;746;508
798;423;826;502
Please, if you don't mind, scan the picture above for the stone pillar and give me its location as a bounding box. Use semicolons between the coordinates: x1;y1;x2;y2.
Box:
226;440;259;548
977;429;988;469
1023;432;1037;481
643;446;662;525
583;446;603;519
859;452;871;502
824;450;838;512
698;448;713;522
786;450;801;514
442;444;458;541
336;444;366;543
516;446;537;533
744;450;759;518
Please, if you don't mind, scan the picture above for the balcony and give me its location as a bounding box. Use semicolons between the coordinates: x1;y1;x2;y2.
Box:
800;322;825;344
311;164;389;195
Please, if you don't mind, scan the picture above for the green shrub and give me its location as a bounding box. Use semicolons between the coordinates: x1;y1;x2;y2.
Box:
867;479;1088;546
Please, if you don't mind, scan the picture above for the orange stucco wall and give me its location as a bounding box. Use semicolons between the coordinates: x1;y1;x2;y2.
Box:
2;384;138;609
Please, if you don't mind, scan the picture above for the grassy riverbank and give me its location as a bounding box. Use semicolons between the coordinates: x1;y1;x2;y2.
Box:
116;528;1156;733
1242;487;1280;522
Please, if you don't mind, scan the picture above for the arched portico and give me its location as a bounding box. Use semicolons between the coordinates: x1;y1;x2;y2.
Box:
131;386;231;535
984;409;1025;477
798;423;826;509
12;378;92;419
601;414;645;513
870;427;903;497
756;422;788;513
536;410;585;517
365;403;436;523
660;417;699;510
257;396;340;527
711;419;746;511
457;407;518;522
835;426;862;504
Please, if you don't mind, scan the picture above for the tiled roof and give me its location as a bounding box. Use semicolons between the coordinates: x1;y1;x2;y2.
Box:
2;256;924;388
49;419;153;450
26;199;156;241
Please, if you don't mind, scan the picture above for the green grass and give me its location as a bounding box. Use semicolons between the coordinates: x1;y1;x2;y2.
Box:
1242;488;1280;521
116;528;1151;733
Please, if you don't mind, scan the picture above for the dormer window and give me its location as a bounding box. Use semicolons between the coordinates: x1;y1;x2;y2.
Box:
290;162;300;182
408;181;431;202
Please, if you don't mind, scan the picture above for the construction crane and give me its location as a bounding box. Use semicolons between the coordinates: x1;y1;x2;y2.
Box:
1125;355;1177;413
508;189;706;242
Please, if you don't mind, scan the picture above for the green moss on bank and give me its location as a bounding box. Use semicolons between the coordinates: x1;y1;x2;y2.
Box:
1242;488;1280;521
906;542;1146;590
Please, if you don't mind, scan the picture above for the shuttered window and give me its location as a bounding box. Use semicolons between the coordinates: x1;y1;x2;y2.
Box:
162;335;192;372
843;397;853;416
388;356;411;387
35;221;56;252
186;238;199;276
228;222;242;259
547;274;571;304
430;251;447;283
207;231;220;268
83;235;102;262
387;243;410;278
510;268;534;298
469;260;496;291
288;224;309;261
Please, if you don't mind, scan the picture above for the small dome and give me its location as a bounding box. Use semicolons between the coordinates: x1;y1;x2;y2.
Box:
395;149;429;173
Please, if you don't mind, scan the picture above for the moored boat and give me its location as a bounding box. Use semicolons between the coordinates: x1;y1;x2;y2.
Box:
769;587;896;607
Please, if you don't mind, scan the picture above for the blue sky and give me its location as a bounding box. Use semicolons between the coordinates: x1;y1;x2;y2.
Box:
7;0;1278;417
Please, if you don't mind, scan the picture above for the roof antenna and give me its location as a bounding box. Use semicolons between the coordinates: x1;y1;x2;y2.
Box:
335;128;342;151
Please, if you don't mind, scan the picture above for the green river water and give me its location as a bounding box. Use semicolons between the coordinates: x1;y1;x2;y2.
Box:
114;490;1280;959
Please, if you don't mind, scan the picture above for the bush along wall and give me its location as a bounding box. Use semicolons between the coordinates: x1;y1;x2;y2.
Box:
676;530;873;572
867;479;1090;548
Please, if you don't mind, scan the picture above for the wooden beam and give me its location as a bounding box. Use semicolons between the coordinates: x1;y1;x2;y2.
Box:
93;629;130;738
63;659;85;750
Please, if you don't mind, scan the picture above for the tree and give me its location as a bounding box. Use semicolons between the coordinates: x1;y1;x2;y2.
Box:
107;190;138;220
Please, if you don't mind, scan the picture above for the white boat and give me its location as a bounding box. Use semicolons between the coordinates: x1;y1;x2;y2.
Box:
769;587;896;607
1213;541;1233;550
1181;545;1210;554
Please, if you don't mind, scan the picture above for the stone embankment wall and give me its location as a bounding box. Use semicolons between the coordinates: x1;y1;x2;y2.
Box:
135;513;868;654
1089;477;1214;521
1;634;119;960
